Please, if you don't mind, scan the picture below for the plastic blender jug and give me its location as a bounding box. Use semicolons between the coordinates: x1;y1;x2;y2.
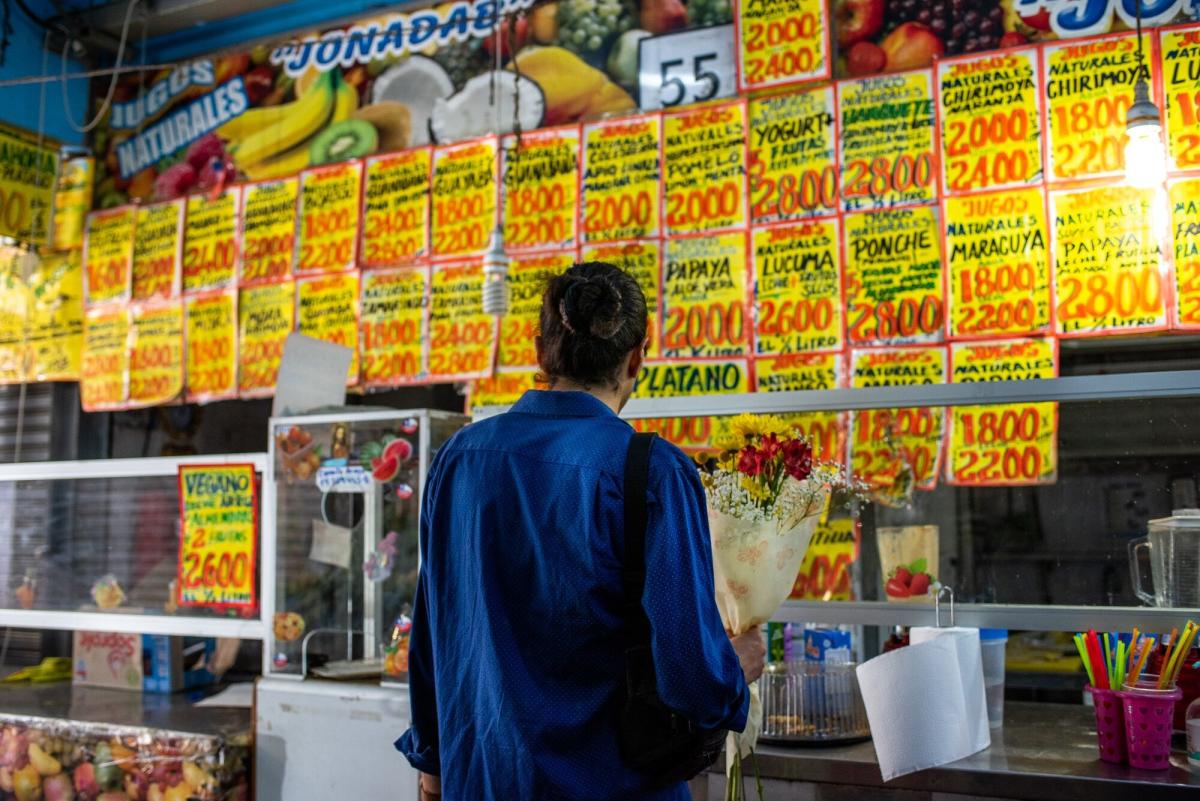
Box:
1129;509;1200;608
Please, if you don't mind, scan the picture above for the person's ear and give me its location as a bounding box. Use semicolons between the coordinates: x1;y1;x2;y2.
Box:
626;339;646;378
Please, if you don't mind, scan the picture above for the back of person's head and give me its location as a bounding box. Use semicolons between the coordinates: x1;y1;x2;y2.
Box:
538;261;647;390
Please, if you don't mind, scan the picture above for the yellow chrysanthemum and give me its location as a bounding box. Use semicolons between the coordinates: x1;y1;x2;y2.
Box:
724;413;791;443
740;474;772;503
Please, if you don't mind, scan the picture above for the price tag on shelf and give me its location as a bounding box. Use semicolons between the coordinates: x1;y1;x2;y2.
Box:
662;101;748;235
1173;177;1200;329
428;261;495;381
361;148;430;268
185;290;238;403
1050;184;1167;336
791;516;857;601
748;87;837;224
238;279;294;398
633;358;750;398
755;352;843;393
662;232;750;359
502;129;579;251
944;187;1051;339
131;200;183;301
28;252;83;382
581;240;662;358
581;116;661;243
361;266;428;387
468;369;539;411
850;346;947;492
753;218;842;354
637;25;736;112
127;301;183;407
735;0;829;91
844;205;944;346
240;178;298;285
296;162;362;275
1161;26;1200;172
297;271;360;384
1043;34;1153;183
498;252;572;369
948;338;1057;486
177;463;258;610
81;306;129;411
838;72;937;211
431;138;497;259
184;189;241;293
84;207;135;305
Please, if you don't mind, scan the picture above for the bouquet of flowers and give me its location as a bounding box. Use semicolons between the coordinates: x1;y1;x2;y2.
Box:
698;414;865;798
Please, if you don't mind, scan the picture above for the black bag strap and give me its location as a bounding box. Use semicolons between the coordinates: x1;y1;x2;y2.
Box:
622;432;656;647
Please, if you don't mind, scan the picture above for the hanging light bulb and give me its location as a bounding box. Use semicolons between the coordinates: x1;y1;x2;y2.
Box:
481;224;510;316
1125;0;1167;189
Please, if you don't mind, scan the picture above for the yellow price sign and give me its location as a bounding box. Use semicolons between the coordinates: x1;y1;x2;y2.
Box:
297;162;362;275
663;101;748;235
362;148;430;268
581;241;661;359
431;138;497;259
633;359;750;399
361;267;428;387
753;218;842;354
1160;25;1200;172
297;271;360;385
238;279;294;398
937;49;1044;194
468;369;540;411
0;270;29;384
0;124;57;245
84;207;135;305
51;155;92;252
1173;177;1200;329
131;200;184;301
184;189;241;293
240;178;298;285
790;516;858;601
176;463;258;610
631;416;720;455
498;252;571;369
28;251;83;381
128;301;184;408
1050;184;1167;336
844;205;944;346
736;0;829;91
755;352;843;393
428;261;495;381
185;290;238;403
838;71;937;211
662;232;750;359
945;187;1051;338
748;86;837;224
1044;34;1154;182
81;306;129;411
948;338;1057;486
503;128;579;251
581;115;661;243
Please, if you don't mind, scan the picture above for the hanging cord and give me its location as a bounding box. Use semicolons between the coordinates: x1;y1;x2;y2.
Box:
1;0;14;68
1134;0;1147;83
509;10;524;148
61;0;140;134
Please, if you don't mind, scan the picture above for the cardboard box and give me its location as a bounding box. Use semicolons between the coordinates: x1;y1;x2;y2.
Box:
73;632;217;693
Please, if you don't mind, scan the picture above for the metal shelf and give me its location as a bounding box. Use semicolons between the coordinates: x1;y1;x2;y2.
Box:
0;608;266;639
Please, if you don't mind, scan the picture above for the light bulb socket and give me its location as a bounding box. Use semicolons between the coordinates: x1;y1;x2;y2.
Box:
480;225;509;316
1126;77;1161;131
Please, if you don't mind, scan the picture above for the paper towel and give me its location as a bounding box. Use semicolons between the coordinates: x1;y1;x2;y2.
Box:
856;638;981;781
910;626;991;755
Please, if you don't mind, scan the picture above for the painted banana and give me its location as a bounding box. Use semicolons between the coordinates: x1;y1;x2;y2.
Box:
219;72;322;141
232;71;334;168
241;142;313;181
329;73;358;124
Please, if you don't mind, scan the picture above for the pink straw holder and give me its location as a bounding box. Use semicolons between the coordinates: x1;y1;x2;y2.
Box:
1087;685;1127;764
1120;677;1182;770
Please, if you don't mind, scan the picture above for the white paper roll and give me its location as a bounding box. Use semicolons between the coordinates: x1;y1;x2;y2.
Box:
910;627;991;756
856;638;979;781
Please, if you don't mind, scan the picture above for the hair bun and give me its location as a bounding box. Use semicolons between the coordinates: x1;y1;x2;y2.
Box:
562;276;623;338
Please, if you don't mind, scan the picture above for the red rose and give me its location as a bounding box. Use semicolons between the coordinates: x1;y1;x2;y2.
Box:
737;445;765;476
782;439;813;481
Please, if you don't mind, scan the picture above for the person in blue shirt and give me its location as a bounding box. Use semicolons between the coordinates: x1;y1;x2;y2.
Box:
397;261;763;800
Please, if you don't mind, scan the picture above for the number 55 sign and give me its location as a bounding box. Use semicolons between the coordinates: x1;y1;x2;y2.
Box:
177;464;259;610
638;26;737;111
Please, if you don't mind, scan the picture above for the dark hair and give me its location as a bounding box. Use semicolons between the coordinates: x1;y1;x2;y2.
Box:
538;261;647;390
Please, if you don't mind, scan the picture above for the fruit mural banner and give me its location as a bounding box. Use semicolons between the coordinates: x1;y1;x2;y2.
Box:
0;123;58;246
1172;177;1200;330
81;306;129;411
185;290;239;403
184;188;241;292
240;178;298;284
177;463;258;609
131;200;185;301
361;266;429;386
127;301;184;407
238;279;295;396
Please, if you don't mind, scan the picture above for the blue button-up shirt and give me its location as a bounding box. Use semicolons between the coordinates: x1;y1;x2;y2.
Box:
397;390;749;800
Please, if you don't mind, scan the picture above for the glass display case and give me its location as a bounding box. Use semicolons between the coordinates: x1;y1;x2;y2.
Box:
264;409;468;680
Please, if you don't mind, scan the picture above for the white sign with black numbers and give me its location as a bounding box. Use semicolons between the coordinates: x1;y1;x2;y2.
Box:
637;25;737;111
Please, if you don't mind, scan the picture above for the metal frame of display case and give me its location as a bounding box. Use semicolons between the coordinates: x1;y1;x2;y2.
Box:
0;452;272;641
471;369;1200;632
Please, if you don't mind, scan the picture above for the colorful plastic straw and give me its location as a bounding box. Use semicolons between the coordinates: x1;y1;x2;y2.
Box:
1075;633;1096;687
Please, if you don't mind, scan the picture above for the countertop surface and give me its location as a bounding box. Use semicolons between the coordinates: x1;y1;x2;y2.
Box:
747;701;1199;800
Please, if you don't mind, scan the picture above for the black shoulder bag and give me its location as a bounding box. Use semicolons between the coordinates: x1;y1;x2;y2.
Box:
617;432;725;787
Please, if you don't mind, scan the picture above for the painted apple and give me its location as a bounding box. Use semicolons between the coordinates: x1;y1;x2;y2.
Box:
846;41;887;76
881;23;944;72
836;0;885;47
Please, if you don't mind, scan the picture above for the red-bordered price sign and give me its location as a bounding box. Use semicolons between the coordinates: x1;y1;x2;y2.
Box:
239;178;297;285
361;148;430;268
176;463;258;611
296;271;361;385
361;266;428;387
662;101;748;235
237;279;294;398
748;86;837;224
791;516;858;601
944;186;1051;339
131;200;184;301
127;301;184;408
948;338;1058;487
632;415;720;455
431;138;497;259
1050;184;1168;336
184;189;240;293
937;48;1044;195
662;232;751;359
581;240;662;359
185;290;238;403
428;260;496;382
83;207;135;306
503;127;579;252
1160;24;1200;172
467;369;539;412
735;0;830;92
844;205;944;346
1171;176;1200;329
754;352;844;393
753;218;843;355
837;71;937;211
498;252;572;369
633;359;751;399
581;115;661;243
81;306;129;411
296;162;363;275
1043;33;1156;183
